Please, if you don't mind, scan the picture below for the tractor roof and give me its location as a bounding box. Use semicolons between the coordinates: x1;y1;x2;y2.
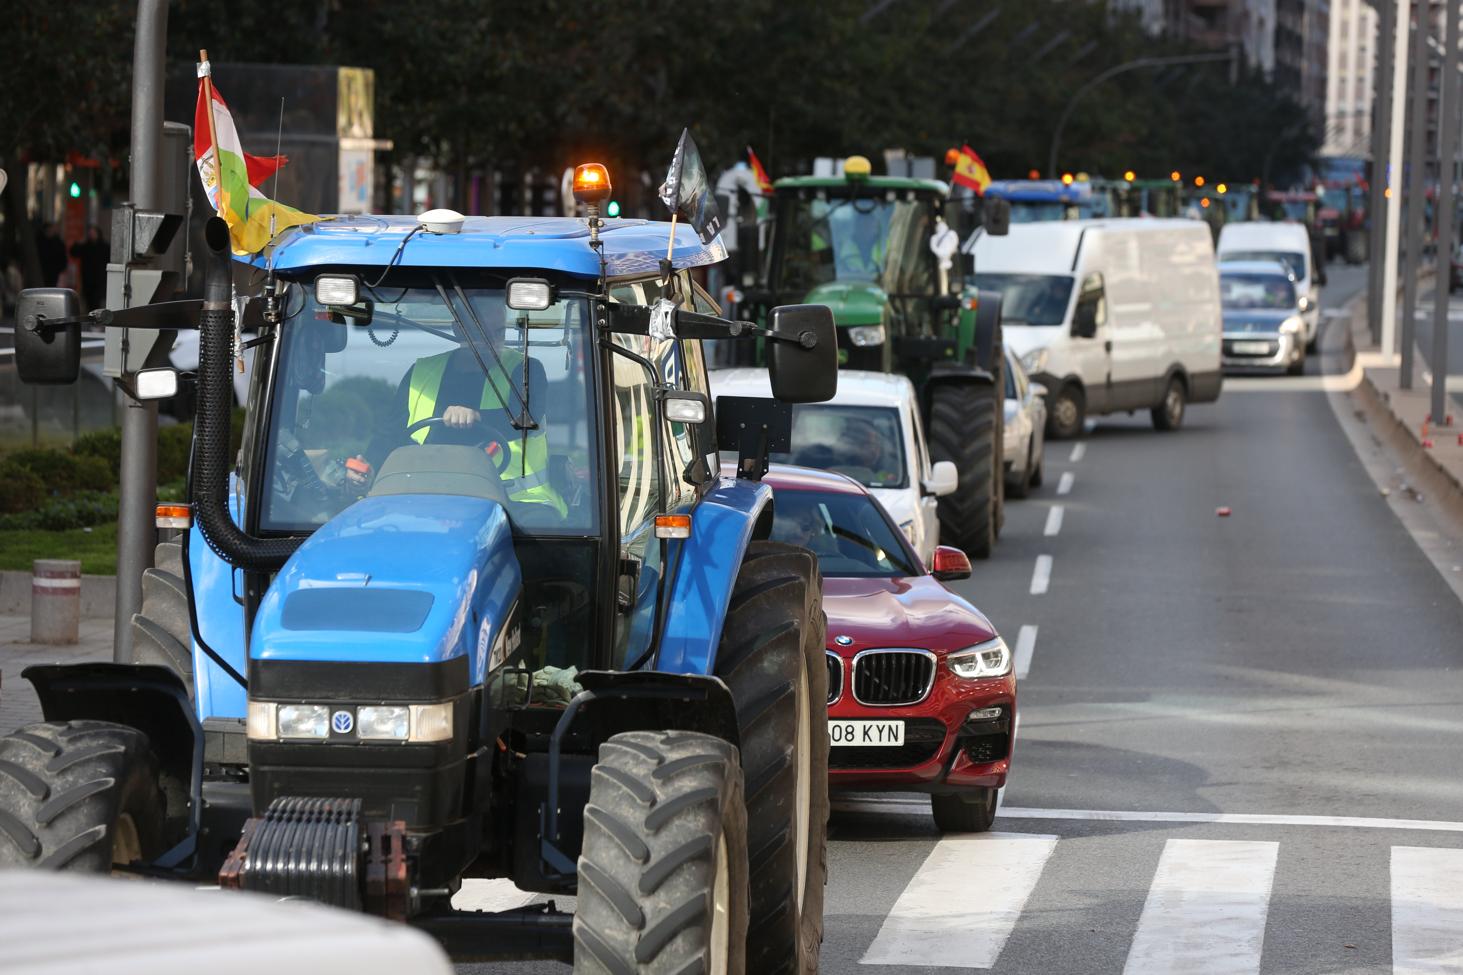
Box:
773;175;948;196
257;215;727;280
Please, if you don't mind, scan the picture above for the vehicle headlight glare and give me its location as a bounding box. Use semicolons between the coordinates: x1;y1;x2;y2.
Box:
276;704;330;739
848;324;886;347
949;637;1012;679
357;705;411;741
1020;347;1049;374
410;703;454;742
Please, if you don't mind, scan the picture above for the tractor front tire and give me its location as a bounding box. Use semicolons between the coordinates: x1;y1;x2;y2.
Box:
129;541;195;696
716;542;829;974
928;382;998;560
0;720;166;871
574;730;749;975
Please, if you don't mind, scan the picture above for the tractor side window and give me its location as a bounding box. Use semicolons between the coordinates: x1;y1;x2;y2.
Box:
609;335;666;666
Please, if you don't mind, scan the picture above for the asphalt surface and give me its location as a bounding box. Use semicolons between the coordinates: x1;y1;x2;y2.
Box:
469;263;1463;974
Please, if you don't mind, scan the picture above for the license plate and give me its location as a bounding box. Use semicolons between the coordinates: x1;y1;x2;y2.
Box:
1232;341;1271;354
829;720;904;747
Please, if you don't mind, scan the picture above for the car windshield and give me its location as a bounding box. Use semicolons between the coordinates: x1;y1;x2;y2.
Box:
1224;249;1306;280
259;277;597;535
1220;272;1297;310
766;404;907;489
769;488;921;578
972;273;1074;326
775;194;922;293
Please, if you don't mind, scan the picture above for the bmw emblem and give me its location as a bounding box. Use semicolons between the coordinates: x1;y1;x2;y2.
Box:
331;710;354;735
834;635;854;646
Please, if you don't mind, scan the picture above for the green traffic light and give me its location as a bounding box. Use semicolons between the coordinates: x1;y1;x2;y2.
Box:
68;181;81;199
606;200;621;218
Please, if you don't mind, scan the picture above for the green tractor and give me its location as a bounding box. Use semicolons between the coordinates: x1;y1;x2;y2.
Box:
741;155;1009;559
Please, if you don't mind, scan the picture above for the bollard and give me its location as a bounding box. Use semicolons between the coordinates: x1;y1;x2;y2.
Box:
31;559;81;645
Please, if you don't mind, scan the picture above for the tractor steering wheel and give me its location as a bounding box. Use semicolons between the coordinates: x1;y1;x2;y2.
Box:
405;413;516;476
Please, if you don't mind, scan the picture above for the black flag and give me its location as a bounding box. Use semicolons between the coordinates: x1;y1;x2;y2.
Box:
658;128;723;244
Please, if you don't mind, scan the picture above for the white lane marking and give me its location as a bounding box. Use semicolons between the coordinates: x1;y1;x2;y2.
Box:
1392;846;1463;974
1043;505;1064;537
1014;625;1038;679
452;878;537;912
1069;442;1086;462
860;832;1059;969
1029;555;1052;595
1123;839;1277;975
831;799;1463;833
1057;470;1075;495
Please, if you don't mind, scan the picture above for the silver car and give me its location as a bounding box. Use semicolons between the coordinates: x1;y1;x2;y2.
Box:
1003;347;1047;498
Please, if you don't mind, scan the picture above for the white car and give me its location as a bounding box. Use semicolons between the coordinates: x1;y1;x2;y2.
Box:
711;368;957;564
1217;221;1320;350
1003;346;1047;497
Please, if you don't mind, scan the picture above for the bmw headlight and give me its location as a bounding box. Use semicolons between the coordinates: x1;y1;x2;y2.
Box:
1279;316;1303;335
1020;347;1049;374
847;324;886;347
948;637;1012;679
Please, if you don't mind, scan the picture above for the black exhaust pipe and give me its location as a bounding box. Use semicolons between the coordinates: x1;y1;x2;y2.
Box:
193;217;300;571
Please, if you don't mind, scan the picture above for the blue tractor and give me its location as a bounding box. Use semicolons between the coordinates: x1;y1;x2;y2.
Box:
3;164;837;973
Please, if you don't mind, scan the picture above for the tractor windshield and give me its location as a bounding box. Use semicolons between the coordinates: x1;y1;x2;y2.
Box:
259;278;597;536
774;194;924;295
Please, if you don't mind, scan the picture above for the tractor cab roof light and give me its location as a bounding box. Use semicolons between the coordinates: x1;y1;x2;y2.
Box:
572;163;612;205
506;278;553;311
314;274;359;307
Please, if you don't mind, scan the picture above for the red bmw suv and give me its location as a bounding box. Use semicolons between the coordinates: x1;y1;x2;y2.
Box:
762;465;1017;832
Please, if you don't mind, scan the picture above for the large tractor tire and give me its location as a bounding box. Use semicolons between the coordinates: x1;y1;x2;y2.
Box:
574;730;749;974
715;542;828;975
927;382;999;560
129;541;194;696
0;720;166;871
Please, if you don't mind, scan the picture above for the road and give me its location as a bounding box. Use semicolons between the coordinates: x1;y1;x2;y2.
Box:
469;263;1463;974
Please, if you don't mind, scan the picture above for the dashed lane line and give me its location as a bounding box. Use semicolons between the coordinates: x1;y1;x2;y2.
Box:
1043;505;1064;537
1069;442;1086;462
1030;556;1052;595
1014;625;1037;679
1057;471;1075;495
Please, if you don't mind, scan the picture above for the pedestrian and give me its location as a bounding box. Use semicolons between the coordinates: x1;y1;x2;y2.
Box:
70;225;109;312
36;223;67;288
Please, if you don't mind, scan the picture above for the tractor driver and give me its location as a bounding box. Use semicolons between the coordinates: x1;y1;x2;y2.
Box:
348;317;567;519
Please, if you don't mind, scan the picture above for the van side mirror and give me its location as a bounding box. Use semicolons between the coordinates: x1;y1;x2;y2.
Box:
982;196;1011;236
768;304;838;403
15;288;82;385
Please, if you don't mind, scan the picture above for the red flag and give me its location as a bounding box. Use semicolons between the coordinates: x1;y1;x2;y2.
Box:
193;83;290;189
747;146;774;195
951;144;992;195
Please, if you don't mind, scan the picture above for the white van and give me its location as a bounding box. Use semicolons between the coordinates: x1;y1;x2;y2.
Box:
968;219;1223;438
1216;221;1319;350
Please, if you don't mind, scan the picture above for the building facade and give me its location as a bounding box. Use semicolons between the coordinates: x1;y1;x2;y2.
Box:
1322;0;1378;157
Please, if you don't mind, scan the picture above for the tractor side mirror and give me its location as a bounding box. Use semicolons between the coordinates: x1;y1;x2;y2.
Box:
15;288;82;385
767;304;838;403
982;196;1011;236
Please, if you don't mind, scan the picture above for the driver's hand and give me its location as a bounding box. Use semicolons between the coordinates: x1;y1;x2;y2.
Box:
442;405;480;429
346;455;372;486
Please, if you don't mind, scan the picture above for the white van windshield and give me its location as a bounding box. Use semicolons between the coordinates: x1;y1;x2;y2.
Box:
972;273;1074;326
1220;273;1296;310
1222;250;1306;280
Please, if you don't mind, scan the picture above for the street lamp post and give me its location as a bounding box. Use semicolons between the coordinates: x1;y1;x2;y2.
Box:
1046;50;1239;180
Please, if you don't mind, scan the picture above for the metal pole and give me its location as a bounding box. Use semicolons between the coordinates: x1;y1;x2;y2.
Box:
113;0;168;661
1381;0;1413;361
1370;0;1398;344
1433;0;1460;424
1401;12;1430;390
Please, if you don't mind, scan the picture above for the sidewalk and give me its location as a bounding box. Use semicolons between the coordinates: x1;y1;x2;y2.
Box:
0;614;113;735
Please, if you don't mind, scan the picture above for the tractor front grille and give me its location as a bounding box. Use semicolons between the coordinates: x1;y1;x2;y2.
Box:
853;649;936;706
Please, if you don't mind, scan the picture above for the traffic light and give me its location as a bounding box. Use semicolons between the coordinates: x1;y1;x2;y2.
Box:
606;200;621;218
68;181;81;199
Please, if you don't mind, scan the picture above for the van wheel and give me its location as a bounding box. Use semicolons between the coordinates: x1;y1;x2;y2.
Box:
1047;385;1085;440
1152;376;1186;431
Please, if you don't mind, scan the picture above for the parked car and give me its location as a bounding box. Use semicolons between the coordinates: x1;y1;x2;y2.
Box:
712;368;957;564
1217;221;1320;350
755;464;1016;832
1218;259;1307;375
1003;346;1046;497
969;218;1223;438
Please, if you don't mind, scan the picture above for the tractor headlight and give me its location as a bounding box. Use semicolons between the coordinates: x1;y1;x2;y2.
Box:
357;705;411;741
247;701;277;740
410;703;455;743
1020;347;1049;375
847;324;886;347
948;637;1012;679
277;704;331;739
314;274;359;307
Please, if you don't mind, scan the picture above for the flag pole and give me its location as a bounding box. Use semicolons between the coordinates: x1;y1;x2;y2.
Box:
198;49;225;219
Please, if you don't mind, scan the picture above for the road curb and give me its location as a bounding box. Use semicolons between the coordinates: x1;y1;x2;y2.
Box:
0;570;115;618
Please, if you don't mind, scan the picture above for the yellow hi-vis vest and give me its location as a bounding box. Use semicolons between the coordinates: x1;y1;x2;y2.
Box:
405;350;567;517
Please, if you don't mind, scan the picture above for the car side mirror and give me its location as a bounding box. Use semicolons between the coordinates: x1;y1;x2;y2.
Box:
982;196;1011;236
768;303;838;403
930;545;972;581
15;288;82;385
923;460;958;498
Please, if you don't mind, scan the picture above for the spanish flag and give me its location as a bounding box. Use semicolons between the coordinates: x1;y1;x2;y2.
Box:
951;144;992;195
747;146;774;195
194;58;319;254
